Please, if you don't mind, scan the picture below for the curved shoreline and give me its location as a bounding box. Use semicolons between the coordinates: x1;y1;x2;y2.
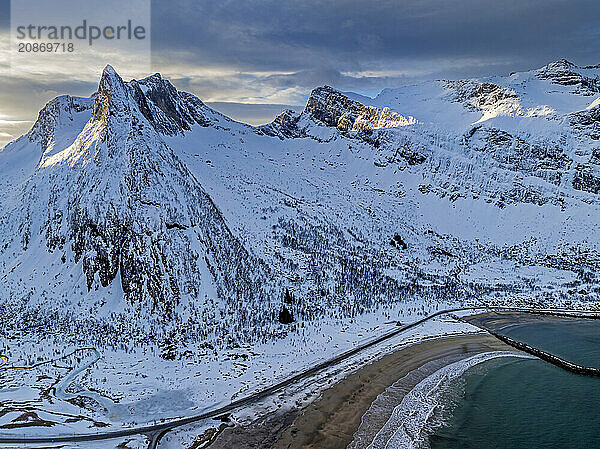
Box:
209;332;518;449
354;351;532;449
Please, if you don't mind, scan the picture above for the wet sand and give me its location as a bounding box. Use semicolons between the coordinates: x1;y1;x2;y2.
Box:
208;332;517;449
464;310;587;331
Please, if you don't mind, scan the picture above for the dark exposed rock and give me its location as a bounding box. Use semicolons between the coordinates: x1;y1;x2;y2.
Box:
590;148;600;165
132;73;214;135
396;145;427;165
305;86;361;129
256;109;304;139
283;288;295;305
536;59;600;95
466;126;571;183
573;164;600;194
390;235;407;250
570;105;600;140
444;80;519;111
165;222;188;230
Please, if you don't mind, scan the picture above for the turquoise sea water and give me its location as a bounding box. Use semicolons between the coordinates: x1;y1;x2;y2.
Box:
429;318;600;448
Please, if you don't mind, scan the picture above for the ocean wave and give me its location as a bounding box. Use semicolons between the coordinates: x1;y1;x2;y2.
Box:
351;351;533;449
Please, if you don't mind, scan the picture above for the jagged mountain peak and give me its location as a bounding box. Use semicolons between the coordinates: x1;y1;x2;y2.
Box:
90;65;197;136
99;65;129;97
87;65;234;138
535;58;600;94
133;70;178;97
544;58;577;69
138;71;165;84
102;63;119;77
130;75;214;135
0;64;271;328
12;65;241;170
91;64;129;123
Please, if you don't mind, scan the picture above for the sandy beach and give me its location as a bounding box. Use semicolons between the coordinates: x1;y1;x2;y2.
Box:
208;332;517;449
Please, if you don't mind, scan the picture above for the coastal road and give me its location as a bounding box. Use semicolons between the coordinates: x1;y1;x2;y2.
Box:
0;306;597;447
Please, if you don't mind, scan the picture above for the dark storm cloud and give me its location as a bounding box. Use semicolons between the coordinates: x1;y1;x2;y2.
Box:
151;0;600;77
0;0;6;29
257;68;400;91
256;68;413;97
0;77;98;117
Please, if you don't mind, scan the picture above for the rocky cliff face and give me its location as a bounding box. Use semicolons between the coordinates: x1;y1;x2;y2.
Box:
129;73;219;135
0;66;271;339
256;108;303;139
304;85;417;131
444;80;522;118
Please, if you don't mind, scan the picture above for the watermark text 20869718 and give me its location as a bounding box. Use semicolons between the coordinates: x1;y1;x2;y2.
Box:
18;42;75;53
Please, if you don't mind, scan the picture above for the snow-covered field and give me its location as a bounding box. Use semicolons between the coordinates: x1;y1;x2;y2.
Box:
0;300;475;436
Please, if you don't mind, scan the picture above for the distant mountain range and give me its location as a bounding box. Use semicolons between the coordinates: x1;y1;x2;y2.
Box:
1;59;599;350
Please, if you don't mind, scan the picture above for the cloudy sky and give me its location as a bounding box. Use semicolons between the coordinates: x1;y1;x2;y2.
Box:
0;0;599;146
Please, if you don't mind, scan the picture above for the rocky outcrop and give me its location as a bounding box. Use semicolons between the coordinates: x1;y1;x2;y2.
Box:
131;73;215;135
464;126;571;185
304;86;416;131
569;105;600;140
573;164;600;194
536;59;600;95
256;109;304;139
444;80;524;119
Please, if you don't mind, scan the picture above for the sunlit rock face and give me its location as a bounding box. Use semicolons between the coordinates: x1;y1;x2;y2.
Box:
304;85;417;131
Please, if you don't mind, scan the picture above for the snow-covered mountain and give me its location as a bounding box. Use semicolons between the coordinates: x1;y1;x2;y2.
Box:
1;59;600;353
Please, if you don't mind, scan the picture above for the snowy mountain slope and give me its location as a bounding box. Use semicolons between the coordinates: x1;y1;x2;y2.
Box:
1;59;600;433
248;58;600;297
0;66;271;346
1;60;600;351
372;59;600;129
